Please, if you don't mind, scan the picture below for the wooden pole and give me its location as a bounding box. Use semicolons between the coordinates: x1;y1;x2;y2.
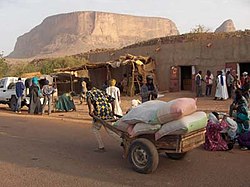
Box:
70;73;73;92
106;65;111;80
130;62;135;97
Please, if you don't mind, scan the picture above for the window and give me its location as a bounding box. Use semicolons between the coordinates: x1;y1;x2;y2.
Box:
0;79;5;88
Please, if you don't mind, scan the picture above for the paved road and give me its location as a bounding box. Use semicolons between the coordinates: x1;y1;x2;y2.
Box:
0;113;249;187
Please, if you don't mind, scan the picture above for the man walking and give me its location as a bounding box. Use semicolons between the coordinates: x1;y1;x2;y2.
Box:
87;85;121;152
15;77;25;113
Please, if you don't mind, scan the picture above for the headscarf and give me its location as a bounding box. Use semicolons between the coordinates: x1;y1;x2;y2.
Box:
32;77;41;95
32;77;39;86
109;79;116;86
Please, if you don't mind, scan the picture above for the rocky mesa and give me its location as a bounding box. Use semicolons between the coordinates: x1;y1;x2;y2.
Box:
8;11;179;58
215;19;236;33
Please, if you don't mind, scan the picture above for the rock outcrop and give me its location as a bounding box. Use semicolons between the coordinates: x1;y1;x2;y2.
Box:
8;11;179;58
215;19;236;33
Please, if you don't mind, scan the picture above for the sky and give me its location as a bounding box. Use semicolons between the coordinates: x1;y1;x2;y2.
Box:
0;0;250;56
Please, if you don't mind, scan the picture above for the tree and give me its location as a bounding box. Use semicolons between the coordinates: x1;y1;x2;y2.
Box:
40;57;87;74
190;24;211;33
0;53;9;78
5;55;88;77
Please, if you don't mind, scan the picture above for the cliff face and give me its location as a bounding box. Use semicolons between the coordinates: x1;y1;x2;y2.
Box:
8;11;179;58
215;19;236;33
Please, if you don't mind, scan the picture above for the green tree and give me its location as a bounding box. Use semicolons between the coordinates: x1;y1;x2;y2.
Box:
40;56;87;74
0;54;9;78
16;63;39;76
6;56;88;77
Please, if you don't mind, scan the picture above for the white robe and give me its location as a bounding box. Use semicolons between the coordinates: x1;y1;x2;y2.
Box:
106;86;123;116
215;75;229;99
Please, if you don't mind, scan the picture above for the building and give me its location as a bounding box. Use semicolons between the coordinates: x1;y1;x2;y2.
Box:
82;30;250;93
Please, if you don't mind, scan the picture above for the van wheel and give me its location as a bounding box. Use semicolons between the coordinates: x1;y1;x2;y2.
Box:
9;95;17;111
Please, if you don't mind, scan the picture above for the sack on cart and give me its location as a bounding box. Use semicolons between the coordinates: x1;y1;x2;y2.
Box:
116;98;197;126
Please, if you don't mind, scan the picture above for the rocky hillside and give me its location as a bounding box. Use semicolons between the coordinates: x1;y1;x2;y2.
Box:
8;11;179;58
215;19;236;33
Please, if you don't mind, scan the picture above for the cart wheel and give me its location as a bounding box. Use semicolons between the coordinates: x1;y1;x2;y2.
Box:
128;138;159;174
166;152;187;160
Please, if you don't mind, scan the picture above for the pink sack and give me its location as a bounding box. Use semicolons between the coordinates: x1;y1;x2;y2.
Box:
156;98;197;124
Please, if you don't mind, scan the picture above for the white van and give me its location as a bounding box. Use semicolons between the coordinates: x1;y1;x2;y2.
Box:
0;77;28;110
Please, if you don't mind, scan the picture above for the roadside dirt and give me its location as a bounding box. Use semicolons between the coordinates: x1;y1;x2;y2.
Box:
0;91;232;123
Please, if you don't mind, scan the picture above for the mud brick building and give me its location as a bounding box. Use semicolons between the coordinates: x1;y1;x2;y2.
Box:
84;31;250;93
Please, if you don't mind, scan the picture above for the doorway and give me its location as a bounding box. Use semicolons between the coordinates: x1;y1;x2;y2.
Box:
239;62;250;76
180;66;192;91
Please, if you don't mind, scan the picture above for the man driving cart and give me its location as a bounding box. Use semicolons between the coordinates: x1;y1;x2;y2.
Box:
86;85;121;152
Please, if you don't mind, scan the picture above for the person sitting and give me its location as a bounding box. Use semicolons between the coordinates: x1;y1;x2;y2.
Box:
204;112;229;151
55;92;76;112
229;90;249;132
238;131;250;150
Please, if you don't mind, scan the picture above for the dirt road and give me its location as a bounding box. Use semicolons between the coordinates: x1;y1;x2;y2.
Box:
0;113;249;187
0;91;233;123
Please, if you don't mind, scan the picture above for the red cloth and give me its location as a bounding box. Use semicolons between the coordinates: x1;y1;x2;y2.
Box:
204;121;228;151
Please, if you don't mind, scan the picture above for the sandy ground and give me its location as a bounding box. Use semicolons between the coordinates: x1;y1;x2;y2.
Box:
0;113;250;187
0;91;233;123
0;91;249;187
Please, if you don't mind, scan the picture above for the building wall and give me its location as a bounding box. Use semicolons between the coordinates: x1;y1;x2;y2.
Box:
87;32;250;92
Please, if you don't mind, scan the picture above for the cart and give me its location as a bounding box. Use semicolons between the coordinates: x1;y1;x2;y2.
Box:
93;116;206;174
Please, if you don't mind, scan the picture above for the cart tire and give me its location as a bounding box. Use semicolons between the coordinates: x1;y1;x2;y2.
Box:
128;138;159;174
166;152;187;160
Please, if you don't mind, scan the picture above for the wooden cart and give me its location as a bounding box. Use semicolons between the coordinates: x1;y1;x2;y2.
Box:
93;116;206;174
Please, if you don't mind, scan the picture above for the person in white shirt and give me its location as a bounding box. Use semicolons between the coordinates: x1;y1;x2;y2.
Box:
106;79;123;116
214;71;229;100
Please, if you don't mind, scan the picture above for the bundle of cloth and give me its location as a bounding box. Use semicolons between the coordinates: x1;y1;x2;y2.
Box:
55;93;76;112
204;112;238;151
113;98;207;140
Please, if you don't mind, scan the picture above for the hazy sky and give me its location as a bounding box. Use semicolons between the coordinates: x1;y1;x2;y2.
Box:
0;0;249;55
